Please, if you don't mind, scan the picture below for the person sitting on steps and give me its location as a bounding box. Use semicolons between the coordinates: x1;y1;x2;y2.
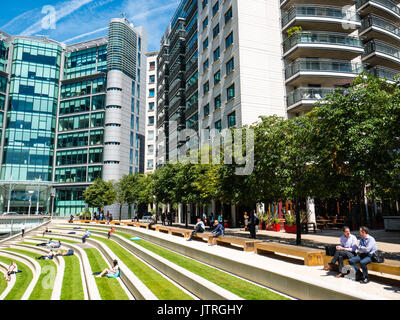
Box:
209;220;225;246
97;259;120;278
4;262;18;282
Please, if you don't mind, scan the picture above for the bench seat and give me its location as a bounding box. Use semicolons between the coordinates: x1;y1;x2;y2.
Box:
255;242;326;266
214;236;262;252
323;255;400;276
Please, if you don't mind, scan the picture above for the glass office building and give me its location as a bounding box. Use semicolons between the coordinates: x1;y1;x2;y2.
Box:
0;19;147;217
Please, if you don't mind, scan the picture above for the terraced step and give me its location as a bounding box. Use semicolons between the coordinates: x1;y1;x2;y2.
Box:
0;250;37;300
84;248;131;300
0;261;15;299
50;227;285;300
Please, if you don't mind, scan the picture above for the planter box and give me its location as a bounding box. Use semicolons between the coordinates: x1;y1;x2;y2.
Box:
266;224;281;232
284;225;297;234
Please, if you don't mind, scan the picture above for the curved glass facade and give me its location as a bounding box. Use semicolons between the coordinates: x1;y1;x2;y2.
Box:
2;39;62;182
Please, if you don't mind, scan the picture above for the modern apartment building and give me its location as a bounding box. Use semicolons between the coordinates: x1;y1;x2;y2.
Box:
156;0;400;226
145;52;158;172
0;18;147;217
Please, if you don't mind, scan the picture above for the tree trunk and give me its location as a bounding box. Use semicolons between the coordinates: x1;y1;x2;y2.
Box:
295;199;301;245
119;204;122;221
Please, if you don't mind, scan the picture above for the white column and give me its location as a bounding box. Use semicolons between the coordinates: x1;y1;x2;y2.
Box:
306;198;316;224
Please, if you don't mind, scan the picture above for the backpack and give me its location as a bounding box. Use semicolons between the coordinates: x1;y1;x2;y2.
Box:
324;245;337;257
371;250;385;263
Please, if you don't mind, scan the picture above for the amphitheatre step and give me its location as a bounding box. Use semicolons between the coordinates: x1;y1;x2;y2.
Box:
0;261;16;300
25;237;100;300
8;243;65;300
50;226;283;300
0;249;40;300
60;222;389;300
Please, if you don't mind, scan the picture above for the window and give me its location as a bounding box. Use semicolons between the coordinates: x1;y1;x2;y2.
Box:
149;102;155;111
213;24;220;39
203;38;209;51
227;83;235;100
137;69;141;83
131;98;135;113
149;75;155;83
149;61;155;70
137;84;140;98
214;95;221;109
212;1;219;16
226;57;234;74
213;47;220;62
147;160;154;169
204;103;210;117
148;116;155;126
148;130;154;140
132;81;135;96
214;70;221;85
202;0;208;9
148;145;154;154
136;117;140;130
203;81;210;95
131;115;135;129
228;111;236;128
225;7;233;24
203;59;209;73
203;16;209;30
138;53;141;67
215;119;222;132
149;88;155;97
226;32;234;49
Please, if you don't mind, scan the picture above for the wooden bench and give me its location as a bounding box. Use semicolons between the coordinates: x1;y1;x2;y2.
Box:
96;221;107;225
124;222;135;227
214;236;262;252
133;222;156;230
110;221;121;226
254;242;326;266
323;255;400;277
155;226;192;238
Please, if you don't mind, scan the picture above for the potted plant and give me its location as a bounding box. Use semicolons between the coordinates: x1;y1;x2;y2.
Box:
260;213;268;230
284;212;296;233
272;218;281;232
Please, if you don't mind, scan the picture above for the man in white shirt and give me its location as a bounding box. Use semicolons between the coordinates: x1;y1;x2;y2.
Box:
187;218;206;241
324;226;357;278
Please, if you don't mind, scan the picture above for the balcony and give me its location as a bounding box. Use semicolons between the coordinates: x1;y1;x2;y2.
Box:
356;0;400;22
359;14;400;46
286;87;336;113
283;31;364;61
282;5;360;34
285;58;363;87
281;0;357;10
367;65;400;81
362;39;400;70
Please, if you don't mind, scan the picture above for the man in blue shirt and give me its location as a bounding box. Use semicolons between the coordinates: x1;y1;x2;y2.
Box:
209;220;225;246
348;226;378;284
82;229;91;243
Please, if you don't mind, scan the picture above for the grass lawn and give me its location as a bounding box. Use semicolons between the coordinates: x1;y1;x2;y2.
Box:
92;236;193;300
60;255;85;300
3;248;56;300
31;237;79;244
0;255;33;300
115;231;289;300
84;248;129;300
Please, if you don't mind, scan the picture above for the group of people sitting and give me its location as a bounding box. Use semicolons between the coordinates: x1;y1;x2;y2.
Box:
324;226;379;284
36;239;61;249
186;218;225;246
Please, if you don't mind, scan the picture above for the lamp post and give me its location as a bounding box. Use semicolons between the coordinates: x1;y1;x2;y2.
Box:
28;191;34;217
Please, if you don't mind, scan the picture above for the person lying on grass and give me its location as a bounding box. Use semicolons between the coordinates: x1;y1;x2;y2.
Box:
4;262;18;282
36;239;54;247
36;250;55;260
56;249;74;257
96;259;120;278
42;227;52;237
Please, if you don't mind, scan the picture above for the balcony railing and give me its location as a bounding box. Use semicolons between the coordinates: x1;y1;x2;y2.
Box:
283;32;363;54
360;14;400;37
282;5;360;27
368;65;400;80
357;0;400;17
287;87;336;107
285;58;363;79
363;39;400;60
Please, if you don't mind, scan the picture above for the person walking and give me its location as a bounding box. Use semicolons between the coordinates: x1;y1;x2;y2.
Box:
324;226;358;277
21;223;25;238
161;212;166;226
187;218;205;241
348;226;378;284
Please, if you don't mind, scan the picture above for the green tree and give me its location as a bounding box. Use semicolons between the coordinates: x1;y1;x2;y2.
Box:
83;179;116;214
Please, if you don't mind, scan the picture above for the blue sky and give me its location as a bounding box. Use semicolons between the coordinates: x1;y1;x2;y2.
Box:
0;0;181;52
